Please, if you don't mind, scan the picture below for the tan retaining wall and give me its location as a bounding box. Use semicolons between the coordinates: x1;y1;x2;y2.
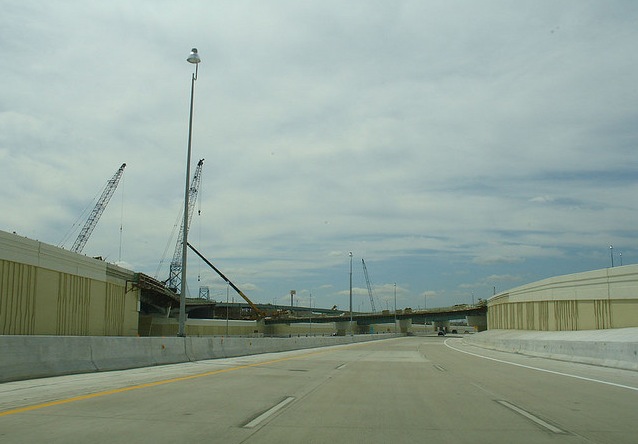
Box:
488;265;638;331
0;230;139;336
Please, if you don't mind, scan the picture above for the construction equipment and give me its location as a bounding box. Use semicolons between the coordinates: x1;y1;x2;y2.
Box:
70;163;126;253
361;258;377;312
166;159;204;292
187;242;266;318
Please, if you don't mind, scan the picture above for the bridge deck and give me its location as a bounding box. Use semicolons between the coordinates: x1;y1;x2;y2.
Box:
264;305;487;325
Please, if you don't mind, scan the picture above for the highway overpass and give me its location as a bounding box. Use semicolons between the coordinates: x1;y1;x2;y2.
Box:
263;304;486;325
262;304;487;335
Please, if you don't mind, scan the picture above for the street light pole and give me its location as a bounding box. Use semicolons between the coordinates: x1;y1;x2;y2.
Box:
178;48;201;337
610;245;614;268
225;283;230;335
349;252;353;335
309;291;312;336
394;283;397;333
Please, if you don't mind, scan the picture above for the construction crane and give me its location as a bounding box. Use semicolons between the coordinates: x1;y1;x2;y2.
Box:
361;258;377;312
70;163;126;254
187;242;266;318
166;159;204;292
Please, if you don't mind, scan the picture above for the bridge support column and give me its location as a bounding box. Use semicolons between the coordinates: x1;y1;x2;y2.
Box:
433;321;450;333
398;318;412;335
466;315;487;332
335;321;352;336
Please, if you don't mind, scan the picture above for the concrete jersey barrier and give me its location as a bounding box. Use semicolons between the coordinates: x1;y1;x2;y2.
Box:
464;328;638;371
0;334;397;383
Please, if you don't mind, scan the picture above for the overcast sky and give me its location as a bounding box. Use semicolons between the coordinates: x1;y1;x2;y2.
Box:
1;1;637;311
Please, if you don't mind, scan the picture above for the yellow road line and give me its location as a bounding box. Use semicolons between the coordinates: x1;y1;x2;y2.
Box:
0;348;333;418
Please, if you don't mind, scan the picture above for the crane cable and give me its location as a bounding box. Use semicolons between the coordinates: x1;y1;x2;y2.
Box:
58;188;102;248
154;207;182;280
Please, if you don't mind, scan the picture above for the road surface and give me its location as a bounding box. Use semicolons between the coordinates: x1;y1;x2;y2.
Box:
1;336;636;443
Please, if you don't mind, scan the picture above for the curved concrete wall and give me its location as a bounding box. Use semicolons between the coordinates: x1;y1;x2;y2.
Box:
488;265;638;331
466;328;638;371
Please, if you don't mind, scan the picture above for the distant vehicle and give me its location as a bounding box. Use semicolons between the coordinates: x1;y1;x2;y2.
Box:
437;330;446;336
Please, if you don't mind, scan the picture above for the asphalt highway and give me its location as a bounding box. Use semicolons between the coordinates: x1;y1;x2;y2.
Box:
1;336;636;443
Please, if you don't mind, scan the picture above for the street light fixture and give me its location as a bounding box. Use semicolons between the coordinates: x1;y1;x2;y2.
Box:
178;48;201;337
610;245;614;268
187;48;201;64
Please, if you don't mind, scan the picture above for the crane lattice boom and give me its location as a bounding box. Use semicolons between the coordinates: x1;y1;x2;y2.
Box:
167;159;204;292
362;258;377;312
71;163;126;253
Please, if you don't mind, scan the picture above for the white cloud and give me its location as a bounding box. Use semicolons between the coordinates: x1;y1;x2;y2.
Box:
1;0;637;309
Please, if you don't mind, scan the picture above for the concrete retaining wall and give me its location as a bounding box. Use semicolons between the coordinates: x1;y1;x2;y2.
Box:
0;333;397;383
465;328;638;371
488;264;638;331
0;230;140;336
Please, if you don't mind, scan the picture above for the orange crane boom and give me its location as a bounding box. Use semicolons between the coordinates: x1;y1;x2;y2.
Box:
187;242;266;318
